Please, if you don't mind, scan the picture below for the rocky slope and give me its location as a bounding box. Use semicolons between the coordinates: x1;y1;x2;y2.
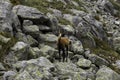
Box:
0;0;120;80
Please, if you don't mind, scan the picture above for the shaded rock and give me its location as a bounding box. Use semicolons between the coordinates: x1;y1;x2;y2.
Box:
0;63;5;71
77;58;92;68
46;13;58;34
27;47;42;59
96;66;120;80
23;25;39;38
88;54;109;67
16;32;38;46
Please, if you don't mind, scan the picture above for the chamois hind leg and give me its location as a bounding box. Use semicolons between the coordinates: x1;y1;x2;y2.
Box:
62;48;65;62
66;46;69;62
58;48;61;62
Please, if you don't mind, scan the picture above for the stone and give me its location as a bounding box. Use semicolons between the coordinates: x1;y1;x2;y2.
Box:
88;54;109;67
77;58;92;68
3;71;17;80
0;35;11;43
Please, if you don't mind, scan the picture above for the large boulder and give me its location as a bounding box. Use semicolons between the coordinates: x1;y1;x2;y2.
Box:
12;5;51;26
96;66;120;80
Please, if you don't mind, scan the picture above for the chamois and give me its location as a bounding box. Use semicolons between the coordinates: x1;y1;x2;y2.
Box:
57;33;71;62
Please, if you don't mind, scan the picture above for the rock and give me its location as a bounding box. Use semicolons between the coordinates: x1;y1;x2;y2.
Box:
71;54;84;63
27;47;42;59
3;71;17;80
16;32;38;46
39;33;58;48
115;60;120;69
0;1;13;35
88;54;109;67
59;24;75;35
46;13;59;34
97;0;115;15
0;1;20;35
23;20;33;26
11;41;28;51
13;57;54;71
11;41;29;60
55;62;87;80
13;5;50;25
0;35;11;43
71;41;84;54
15;70;34;80
77;58;92;68
39;25;51;32
39;45;56;58
96;66;120;80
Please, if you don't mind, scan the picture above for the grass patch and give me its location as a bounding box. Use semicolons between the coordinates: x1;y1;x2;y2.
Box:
0;32;17;62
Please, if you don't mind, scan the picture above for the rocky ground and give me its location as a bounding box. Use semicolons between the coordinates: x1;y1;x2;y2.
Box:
0;0;120;80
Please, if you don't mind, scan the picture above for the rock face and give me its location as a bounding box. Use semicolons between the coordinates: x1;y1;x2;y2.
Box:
0;0;120;80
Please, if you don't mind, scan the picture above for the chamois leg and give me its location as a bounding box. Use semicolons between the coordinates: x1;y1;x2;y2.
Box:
62;48;65;62
58;48;61;62
66;46;69;62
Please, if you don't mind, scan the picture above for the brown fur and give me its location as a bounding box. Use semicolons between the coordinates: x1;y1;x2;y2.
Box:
57;33;71;62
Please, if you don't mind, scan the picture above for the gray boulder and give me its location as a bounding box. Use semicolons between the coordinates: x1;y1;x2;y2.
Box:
3;71;17;80
77;58;92;68
96;66;120;80
0;63;5;71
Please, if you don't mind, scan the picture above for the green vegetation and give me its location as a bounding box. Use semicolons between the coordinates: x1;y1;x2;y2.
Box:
0;32;17;62
10;0;86;14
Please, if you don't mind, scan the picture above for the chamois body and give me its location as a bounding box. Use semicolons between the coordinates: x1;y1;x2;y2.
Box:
57;33;71;62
